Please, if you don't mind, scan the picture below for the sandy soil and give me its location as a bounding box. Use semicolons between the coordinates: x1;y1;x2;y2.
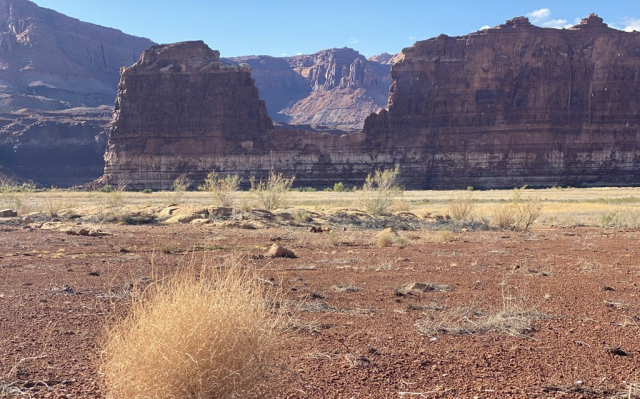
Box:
0;218;639;398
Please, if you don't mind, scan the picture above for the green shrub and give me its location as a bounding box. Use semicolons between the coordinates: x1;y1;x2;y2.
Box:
202;172;241;207
250;172;295;210
358;166;403;216
141;188;153;194
333;182;345;192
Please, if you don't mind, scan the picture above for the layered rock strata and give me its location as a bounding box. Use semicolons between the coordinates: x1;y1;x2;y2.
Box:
102;41;416;189
364;14;640;188
0;107;110;186
103;15;640;190
231;48;392;131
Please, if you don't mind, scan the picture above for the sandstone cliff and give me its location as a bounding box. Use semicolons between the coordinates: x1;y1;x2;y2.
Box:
0;0;154;187
0;107;110;186
364;14;640;188
102;41;414;189
102;15;640;190
0;0;154;111
232;48;392;131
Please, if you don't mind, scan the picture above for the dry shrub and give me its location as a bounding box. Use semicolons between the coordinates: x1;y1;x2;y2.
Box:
99;262;281;398
491;204;516;229
202;171;242;207
391;199;412;213
491;186;542;230
447;193;475;220
415;280;544;337
424;230;455;243
376;232;395;247
358;165;402;216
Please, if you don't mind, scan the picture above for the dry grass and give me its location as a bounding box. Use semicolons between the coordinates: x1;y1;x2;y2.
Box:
376;232;395;247
415;281;544;337
99;261;282;398
447;193;475;221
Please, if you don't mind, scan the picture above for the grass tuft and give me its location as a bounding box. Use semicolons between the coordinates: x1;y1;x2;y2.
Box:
99;261;281;398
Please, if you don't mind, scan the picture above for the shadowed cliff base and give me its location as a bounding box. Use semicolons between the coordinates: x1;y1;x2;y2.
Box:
101;14;640;190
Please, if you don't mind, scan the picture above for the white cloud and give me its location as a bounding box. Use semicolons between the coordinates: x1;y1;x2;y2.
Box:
622;17;640;32
527;8;551;22
347;37;359;45
409;35;417;41
542;19;573;29
479;25;491;30
281;53;287;56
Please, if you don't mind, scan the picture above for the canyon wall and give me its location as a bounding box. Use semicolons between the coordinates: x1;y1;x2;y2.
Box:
364;14;640;188
231;48;392;131
102;15;640;190
0;0;155;186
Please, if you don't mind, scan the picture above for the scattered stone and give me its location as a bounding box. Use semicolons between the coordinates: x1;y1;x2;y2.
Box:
309;226;330;233
208;207;233;218
0;209;17;218
395;282;452;296
190;218;212;225
265;244;296;259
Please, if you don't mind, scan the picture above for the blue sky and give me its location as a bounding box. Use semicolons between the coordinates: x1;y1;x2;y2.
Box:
35;1;640;58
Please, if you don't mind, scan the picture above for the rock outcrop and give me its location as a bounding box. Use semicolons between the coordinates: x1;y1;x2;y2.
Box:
102;15;640;190
231;48;392;131
364;13;640;188
102;41;415;189
0;0;155;187
0;0;154;111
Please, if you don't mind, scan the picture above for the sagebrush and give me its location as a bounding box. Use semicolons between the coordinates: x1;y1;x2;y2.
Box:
358;165;403;216
250;171;295;210
201;171;241;207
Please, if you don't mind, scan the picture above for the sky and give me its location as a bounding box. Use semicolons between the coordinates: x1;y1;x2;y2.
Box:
34;0;640;58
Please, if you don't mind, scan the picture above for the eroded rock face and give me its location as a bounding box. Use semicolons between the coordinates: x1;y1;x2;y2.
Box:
0;0;155;111
0;107;110;186
102;41;420;189
232;48;392;131
103;16;640;190
0;0;155;187
365;14;640;188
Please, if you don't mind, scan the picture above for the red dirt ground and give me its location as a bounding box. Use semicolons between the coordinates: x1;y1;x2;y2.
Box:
1;223;639;398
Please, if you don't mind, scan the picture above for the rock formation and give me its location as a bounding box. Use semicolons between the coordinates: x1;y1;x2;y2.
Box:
0;0;154;111
102;15;640;190
231;48;392;131
364;13;640;188
0;0;154;187
0;107;110;186
102;41;414;189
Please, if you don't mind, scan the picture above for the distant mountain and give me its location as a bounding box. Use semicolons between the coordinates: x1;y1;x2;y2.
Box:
231;48;396;131
0;0;155;112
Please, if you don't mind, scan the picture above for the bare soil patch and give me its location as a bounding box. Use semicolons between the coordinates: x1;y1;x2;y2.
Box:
0;218;639;397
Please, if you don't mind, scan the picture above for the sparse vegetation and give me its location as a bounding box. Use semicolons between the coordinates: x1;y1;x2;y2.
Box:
376;231;395;247
0;181;35;213
166;174;191;205
250;171;295;210
100;262;281;398
491;186;542;230
447;192;475;220
358;165;403;216
415;280;543;336
333;182;345;192
201;171;242;207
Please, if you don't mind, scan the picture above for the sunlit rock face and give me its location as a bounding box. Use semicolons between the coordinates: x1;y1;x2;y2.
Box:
103;15;640;190
365;14;640;188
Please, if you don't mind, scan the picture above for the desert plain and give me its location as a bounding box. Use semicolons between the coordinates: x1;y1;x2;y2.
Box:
0;187;639;398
